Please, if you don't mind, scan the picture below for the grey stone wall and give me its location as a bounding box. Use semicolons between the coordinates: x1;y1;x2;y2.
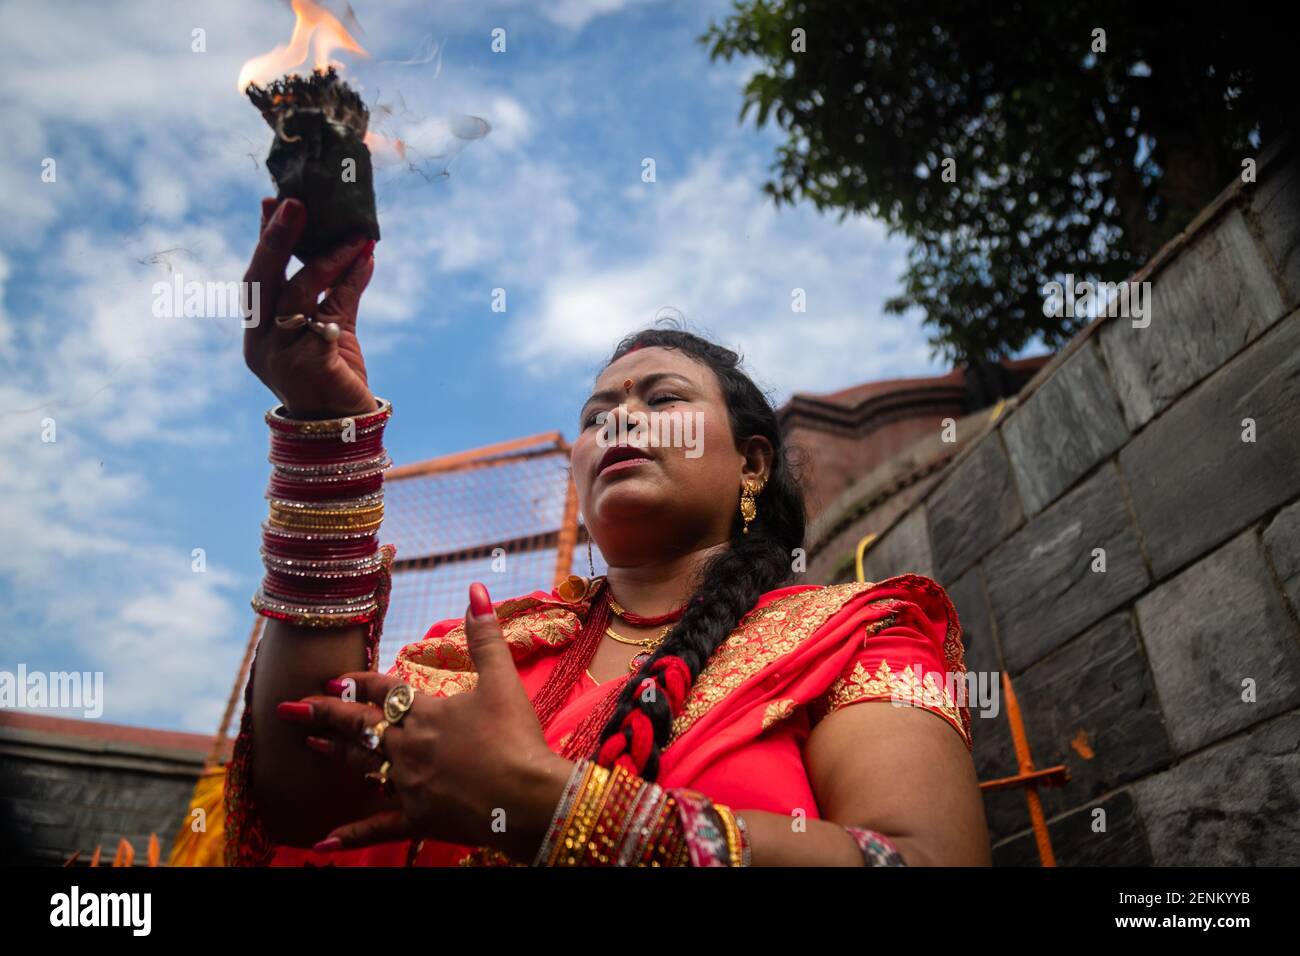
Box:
0;725;205;866
840;139;1300;865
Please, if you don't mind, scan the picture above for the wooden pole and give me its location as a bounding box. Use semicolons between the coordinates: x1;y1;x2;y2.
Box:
553;475;580;587
207;615;264;768
1002;671;1056;866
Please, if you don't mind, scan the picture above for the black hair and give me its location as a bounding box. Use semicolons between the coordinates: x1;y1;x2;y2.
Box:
590;324;806;780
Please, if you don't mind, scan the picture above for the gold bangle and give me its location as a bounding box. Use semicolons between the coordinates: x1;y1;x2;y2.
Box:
266;511;385;533
268;501;385;520
554;764;611;866
713;803;743;867
546;761;597;866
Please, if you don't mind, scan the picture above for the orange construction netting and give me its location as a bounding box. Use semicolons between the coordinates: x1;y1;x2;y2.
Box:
377;430;603;668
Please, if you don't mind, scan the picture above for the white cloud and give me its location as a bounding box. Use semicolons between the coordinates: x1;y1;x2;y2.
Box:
539;0;652;31
503;149;933;397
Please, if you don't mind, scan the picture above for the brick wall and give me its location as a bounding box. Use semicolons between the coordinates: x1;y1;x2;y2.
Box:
807;138;1300;865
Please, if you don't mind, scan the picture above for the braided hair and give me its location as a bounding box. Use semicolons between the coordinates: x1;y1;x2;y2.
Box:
591;327;806;781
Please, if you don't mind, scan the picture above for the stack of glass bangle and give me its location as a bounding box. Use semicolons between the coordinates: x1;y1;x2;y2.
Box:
524;758;906;867
531;758;745;866
250;398;394;628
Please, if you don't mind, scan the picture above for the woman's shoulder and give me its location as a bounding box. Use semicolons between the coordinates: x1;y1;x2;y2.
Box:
794;575;971;749
757;574;966;684
759;573;959;628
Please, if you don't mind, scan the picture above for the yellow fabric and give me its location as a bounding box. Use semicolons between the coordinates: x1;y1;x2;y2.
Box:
168;765;228;867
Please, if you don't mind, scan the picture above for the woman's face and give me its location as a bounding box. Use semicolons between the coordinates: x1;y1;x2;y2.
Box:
572;346;769;567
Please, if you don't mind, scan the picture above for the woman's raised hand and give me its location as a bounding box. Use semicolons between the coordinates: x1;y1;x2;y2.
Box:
243;197;379;419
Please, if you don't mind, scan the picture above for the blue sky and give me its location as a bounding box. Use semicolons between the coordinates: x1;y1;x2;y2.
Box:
0;0;945;733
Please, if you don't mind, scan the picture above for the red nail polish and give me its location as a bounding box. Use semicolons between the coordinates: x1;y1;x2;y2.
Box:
276;701;313;721
469;582;493;618
305;736;333;754
313;837;343;853
323;678;349;696
279;198;304;227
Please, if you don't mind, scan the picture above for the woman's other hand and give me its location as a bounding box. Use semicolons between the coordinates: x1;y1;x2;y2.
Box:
243;197;378;419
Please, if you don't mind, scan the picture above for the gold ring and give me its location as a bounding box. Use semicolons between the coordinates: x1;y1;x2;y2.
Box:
360;719;389;752
384;683;415;724
275;313;308;330
364;759;393;793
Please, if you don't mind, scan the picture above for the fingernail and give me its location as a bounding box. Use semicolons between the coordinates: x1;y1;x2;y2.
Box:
279;198;304;227
276;701;313;722
313;837;343;853
305;736;333;754
323;678;349;696
469;582;493;619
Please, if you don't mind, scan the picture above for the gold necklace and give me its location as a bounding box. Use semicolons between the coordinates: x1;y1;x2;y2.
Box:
604;624;670;648
604;624;672;671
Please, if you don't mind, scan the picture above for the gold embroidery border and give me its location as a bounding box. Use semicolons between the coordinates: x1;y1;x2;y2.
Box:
665;581;881;744
812;658;972;749
391;594;586;695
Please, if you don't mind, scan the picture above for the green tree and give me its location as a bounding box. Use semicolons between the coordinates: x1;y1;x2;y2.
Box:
702;1;1289;363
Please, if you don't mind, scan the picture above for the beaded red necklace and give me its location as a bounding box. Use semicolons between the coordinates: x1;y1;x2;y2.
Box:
533;577;689;761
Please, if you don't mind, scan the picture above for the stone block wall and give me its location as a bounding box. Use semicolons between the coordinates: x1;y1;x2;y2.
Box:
814;139;1300;865
0;714;213;865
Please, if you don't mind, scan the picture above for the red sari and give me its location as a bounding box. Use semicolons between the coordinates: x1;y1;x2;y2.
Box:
229;573;972;866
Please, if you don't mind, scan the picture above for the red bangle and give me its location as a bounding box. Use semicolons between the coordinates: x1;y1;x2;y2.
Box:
252;399;394;629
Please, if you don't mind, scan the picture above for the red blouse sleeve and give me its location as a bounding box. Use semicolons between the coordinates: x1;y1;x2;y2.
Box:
808;575;972;752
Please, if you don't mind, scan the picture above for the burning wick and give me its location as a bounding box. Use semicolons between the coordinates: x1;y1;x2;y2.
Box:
246;66;380;258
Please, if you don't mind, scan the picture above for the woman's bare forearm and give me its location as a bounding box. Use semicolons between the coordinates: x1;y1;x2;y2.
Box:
249;618;393;846
738;809;985;866
736;810;871;866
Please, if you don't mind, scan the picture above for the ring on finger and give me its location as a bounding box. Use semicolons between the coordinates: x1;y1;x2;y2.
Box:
360;718;389;752
383;683;416;724
306;316;341;342
365;759;394;795
274;312;309;330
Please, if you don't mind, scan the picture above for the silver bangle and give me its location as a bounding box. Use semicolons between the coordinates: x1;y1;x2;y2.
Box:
265;490;385;511
270;453;392;477
734;812;753;867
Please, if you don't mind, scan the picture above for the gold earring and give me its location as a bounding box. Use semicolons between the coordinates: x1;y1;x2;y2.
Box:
740;481;759;535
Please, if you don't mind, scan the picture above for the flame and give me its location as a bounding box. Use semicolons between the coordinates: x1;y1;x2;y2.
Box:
364;130;407;163
237;0;368;92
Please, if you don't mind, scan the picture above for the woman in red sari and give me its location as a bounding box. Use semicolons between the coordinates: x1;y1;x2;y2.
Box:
227;197;990;867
